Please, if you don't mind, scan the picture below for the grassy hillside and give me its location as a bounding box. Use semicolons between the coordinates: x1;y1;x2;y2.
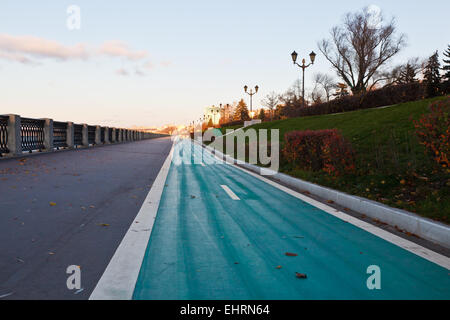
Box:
219;96;449;223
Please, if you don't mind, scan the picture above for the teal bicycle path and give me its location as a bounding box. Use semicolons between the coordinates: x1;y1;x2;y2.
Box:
133;140;450;299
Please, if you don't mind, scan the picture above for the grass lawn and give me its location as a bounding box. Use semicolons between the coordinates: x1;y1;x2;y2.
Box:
216;96;450;223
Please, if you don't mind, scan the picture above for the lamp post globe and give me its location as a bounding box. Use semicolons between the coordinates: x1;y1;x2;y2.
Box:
309;51;316;64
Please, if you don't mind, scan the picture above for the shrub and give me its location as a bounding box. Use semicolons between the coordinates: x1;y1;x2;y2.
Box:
283;129;355;176
413;97;450;168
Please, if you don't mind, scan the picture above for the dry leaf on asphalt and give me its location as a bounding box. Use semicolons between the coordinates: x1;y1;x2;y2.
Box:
295;272;307;279
285;252;298;257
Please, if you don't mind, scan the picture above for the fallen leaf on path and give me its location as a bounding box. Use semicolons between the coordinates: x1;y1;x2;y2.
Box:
285;252;298;257
98;223;110;227
49;202;56;206
295;272;307;279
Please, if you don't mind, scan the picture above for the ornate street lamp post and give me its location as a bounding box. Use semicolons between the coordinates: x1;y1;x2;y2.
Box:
291;50;316;108
244;85;259;117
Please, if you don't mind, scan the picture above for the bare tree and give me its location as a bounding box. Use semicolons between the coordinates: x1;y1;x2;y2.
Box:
318;7;406;94
313;72;335;101
309;87;324;104
291;79;303;99
261;92;279;119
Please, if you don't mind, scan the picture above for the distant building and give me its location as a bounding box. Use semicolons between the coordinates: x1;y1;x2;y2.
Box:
204;105;221;125
220;103;234;124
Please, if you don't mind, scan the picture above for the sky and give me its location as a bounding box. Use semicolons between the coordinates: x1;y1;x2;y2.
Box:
0;0;449;128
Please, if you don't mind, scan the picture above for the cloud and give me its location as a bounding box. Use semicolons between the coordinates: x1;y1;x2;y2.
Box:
143;61;154;70
0;33;169;77
0;51;34;64
0;34;149;65
98;40;147;61
160;60;172;67
0;33;89;62
131;59;172;77
115;68;129;76
135;68;145;76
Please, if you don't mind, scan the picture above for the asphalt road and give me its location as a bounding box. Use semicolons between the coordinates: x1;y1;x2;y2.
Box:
0;137;172;299
133;139;450;299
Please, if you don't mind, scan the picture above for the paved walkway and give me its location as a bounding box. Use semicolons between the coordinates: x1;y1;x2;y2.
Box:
0;137;172;299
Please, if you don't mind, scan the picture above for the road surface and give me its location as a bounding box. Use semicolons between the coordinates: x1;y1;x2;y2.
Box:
0;137;172;299
132;139;450;299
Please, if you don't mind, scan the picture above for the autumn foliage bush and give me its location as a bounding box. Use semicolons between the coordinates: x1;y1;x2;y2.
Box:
283;129;355;176
413;97;450;169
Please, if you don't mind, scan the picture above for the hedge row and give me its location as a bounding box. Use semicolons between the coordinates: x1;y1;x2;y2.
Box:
294;82;426;117
219;120;244;128
282;129;355;176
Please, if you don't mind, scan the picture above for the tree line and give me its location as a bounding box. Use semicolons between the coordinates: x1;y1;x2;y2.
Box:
227;7;450;123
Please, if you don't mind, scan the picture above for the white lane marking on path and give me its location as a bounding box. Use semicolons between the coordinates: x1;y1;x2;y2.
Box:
89;142;175;300
221;185;240;200
198;142;450;270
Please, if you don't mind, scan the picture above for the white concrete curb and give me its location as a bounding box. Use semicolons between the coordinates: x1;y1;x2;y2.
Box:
200;142;450;249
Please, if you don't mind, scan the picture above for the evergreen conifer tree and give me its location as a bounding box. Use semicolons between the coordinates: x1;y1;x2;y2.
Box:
423;51;441;97
442;44;450;93
233;99;250;121
258;109;265;121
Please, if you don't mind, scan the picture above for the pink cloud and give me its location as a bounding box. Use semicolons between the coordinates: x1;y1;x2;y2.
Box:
98;40;148;61
0;33;89;62
0;34;170;77
143;61;154;70
160;60;172;67
115;68;129;76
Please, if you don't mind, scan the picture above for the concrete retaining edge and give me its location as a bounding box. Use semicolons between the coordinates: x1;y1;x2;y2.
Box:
199;141;450;249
